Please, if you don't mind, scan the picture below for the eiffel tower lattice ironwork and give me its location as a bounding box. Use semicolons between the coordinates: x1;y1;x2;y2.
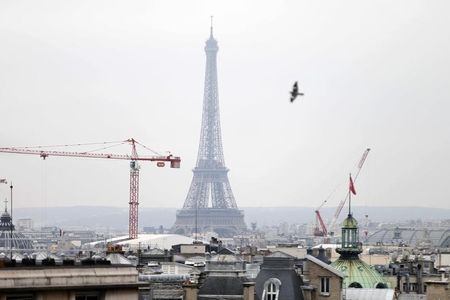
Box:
172;25;246;238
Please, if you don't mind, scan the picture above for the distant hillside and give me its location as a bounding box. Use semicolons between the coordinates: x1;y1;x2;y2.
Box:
14;206;450;231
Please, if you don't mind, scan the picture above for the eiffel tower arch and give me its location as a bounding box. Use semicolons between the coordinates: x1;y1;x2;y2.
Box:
172;26;246;238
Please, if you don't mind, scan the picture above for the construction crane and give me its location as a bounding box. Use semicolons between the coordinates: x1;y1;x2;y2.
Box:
328;148;371;236
314;199;328;237
0;138;181;240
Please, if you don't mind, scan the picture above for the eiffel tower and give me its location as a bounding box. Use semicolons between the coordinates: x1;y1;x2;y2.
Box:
172;25;246;238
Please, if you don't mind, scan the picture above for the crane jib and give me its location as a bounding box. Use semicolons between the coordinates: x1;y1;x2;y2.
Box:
0;140;181;239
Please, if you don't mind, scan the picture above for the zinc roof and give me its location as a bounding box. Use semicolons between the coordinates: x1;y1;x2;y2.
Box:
332;257;389;288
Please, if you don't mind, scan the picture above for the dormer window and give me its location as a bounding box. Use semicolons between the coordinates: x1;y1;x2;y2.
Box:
262;278;281;300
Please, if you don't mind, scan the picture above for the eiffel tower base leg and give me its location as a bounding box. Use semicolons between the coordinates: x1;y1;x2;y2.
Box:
172;208;246;238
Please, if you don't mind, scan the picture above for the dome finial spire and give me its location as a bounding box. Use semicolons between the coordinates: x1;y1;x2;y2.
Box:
3;198;7;213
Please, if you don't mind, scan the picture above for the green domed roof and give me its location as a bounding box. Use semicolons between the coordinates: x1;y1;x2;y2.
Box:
331;257;388;288
333;213;389;288
342;215;358;228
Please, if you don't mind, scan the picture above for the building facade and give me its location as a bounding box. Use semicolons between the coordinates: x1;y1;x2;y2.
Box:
302;254;344;300
0;263;141;300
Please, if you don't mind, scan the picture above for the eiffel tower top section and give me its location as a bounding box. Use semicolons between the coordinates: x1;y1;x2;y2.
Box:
196;24;225;170
205;25;218;52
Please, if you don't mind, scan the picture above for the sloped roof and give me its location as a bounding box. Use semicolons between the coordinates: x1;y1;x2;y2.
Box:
209;254;242;263
267;251;296;258
217;247;236;255
312;243;338;249
305;255;344;278
261;251;295;269
106;253;133;265
198;276;246;297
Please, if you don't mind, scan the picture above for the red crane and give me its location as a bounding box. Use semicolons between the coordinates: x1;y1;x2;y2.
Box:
314;200;328;237
0;138;181;239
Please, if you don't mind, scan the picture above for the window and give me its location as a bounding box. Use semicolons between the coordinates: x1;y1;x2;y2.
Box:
267;283;277;300
349;282;362;288
75;294;100;300
376;282;387;289
320;277;330;295
402;282;408;292
262;278;281;300
6;295;33;300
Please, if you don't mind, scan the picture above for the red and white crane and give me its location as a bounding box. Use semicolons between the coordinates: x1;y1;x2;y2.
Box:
0;138;181;239
327;148;370;236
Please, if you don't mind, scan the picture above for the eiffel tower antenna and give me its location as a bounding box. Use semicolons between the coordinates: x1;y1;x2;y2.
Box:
210;15;213;35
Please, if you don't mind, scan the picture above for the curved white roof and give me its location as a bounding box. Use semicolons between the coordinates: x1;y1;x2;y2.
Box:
85;234;194;250
118;234;194;250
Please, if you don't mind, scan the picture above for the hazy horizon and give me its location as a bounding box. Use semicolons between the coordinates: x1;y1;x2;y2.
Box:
14;206;450;229
13;204;450;210
1;1;449;210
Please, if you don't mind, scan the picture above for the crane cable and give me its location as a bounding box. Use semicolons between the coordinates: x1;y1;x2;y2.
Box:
1;139;165;157
134;141;163;156
6;140;125;150
83;141;128;154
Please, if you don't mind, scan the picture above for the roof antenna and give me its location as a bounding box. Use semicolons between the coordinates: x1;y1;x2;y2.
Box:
210;15;214;36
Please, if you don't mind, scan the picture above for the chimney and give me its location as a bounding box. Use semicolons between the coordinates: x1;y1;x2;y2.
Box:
317;247;330;264
183;282;198;300
243;282;255;300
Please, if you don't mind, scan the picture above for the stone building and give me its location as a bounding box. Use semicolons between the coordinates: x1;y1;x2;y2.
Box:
301;254;344;300
425;275;450;300
0;259;142;300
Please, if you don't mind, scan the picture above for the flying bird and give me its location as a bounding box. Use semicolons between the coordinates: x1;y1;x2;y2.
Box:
290;81;304;102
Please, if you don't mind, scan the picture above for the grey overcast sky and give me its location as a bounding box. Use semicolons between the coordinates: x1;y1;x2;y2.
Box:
1;0;449;210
